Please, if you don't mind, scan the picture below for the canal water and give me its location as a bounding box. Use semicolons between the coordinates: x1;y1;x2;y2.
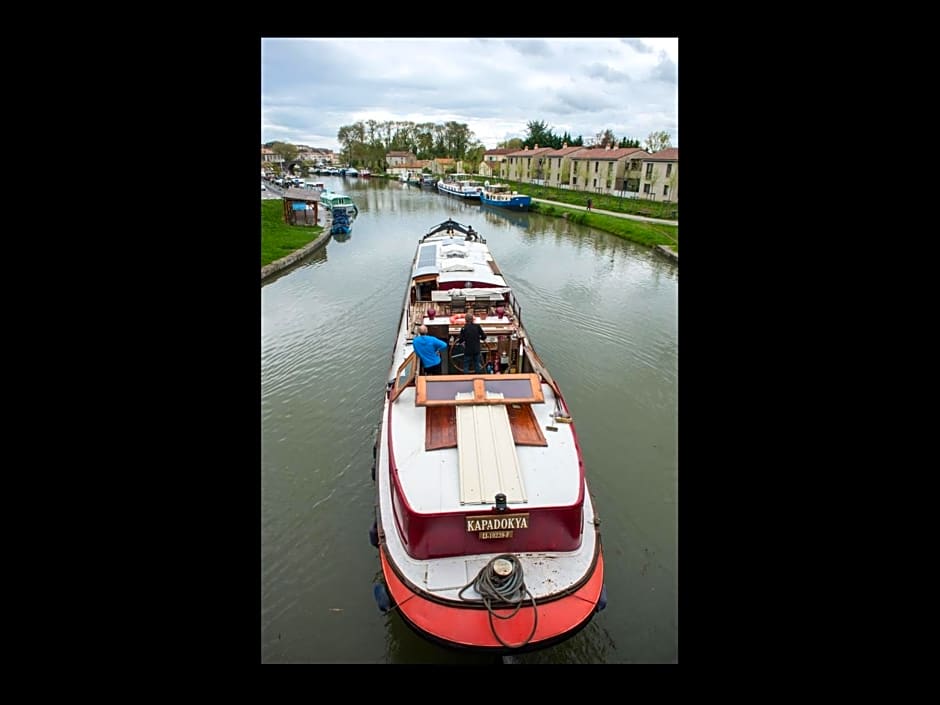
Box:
261;176;678;663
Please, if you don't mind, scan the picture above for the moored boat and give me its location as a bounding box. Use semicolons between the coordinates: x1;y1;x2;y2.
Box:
437;173;484;199
370;218;606;653
479;182;532;210
328;205;354;235
320;190;358;234
319;190;358;216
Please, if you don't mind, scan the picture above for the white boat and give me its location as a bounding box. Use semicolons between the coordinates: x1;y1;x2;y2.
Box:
437;173;484;199
370;218;607;654
319;190;358;216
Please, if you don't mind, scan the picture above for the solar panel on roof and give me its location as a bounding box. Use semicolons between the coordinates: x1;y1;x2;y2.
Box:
418;244;437;268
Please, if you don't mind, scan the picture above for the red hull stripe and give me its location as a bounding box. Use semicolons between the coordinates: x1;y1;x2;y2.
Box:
380;550;605;649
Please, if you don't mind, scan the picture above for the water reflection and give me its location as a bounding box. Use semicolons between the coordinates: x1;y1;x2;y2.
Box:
478;206;531;230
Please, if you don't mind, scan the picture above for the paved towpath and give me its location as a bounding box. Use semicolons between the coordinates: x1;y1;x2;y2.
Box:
531;197;678;227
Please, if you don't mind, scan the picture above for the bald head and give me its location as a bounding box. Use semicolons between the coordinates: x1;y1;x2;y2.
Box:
418;325;428;334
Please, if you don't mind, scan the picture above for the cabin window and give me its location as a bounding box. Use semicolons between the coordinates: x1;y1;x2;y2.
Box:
646;164;654;178
666;163;673;177
415;373;544;407
663;185;669;197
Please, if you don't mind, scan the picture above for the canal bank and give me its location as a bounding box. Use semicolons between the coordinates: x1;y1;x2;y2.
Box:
531;197;678;262
261;230;331;282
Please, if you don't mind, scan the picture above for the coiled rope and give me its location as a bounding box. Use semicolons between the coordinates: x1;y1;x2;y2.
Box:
458;554;538;649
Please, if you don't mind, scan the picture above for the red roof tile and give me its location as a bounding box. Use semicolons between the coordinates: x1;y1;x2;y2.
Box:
646;148;679;162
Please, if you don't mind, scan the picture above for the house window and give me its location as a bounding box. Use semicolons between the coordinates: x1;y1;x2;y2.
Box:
594;162;599;172
593;178;597;188
666;164;673;177
663;185;669;197
572;176;578;186
645;164;653;178
643;183;651;194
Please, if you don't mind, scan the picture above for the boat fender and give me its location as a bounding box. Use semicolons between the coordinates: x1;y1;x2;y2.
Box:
450;314;466;325
369;519;379;548
596;584;608;612
373;583;392;613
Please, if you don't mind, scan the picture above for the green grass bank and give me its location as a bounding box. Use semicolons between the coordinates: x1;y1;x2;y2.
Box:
261;199;324;267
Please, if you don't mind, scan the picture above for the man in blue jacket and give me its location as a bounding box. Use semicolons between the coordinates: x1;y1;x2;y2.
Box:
412;325;448;375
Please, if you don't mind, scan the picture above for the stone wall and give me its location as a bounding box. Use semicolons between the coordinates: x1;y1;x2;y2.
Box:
261;232;331;283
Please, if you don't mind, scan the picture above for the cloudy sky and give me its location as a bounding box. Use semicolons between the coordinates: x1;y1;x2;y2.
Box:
261;37;678;153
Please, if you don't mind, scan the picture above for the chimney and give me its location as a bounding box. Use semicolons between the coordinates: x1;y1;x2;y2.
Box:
562;142;567;149
534;143;539;149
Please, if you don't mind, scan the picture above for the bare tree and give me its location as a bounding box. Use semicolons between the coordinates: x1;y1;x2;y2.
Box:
645;131;672;153
594;129;617;148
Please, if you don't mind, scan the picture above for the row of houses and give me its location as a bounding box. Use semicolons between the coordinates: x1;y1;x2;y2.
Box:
263;143;679;202
389;145;679;202
261;145;338;168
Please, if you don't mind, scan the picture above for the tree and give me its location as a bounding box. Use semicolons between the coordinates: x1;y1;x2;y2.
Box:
646;163;661;200
498;137;524;150
443;121;473;160
271;141;298;166
594;129;617;148
523;120;558;149
667;165;679;202
464;141;485;174
619;136;641;148
415;123;436;160
645;131;672;153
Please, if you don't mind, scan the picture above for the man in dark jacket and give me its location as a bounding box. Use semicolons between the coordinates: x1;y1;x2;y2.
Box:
459;314;487;374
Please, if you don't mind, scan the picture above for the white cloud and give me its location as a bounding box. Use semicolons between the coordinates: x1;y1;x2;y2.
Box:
262;37;678;151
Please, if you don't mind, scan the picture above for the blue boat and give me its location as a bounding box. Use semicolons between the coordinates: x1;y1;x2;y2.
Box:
330;206;355;234
479;182;532;210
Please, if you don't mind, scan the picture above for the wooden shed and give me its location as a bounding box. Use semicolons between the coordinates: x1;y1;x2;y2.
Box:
281;187;321;226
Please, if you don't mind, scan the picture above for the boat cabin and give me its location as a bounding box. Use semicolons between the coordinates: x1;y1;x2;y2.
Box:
404;223;522;375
